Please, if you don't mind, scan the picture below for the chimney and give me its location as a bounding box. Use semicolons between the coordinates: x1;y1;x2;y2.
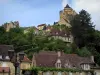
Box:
91;56;94;62
57;51;61;57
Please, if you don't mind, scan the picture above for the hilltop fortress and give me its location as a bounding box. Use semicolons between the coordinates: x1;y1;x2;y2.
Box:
1;4;76;43
58;4;77;27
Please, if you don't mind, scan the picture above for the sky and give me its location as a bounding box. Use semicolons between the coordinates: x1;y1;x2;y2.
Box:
0;0;100;30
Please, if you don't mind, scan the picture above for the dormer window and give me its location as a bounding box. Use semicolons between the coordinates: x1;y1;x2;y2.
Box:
55;59;61;68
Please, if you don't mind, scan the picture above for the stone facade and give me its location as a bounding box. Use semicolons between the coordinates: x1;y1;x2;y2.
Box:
37;24;46;30
2;21;19;32
37;71;92;75
0;61;15;75
0;73;9;75
58;4;77;27
20;62;31;70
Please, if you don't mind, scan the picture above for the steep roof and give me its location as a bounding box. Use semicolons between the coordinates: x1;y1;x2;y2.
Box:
49;28;71;37
22;56;31;63
37;24;46;27
65;4;71;8
0;45;14;56
34;51;58;67
33;51;94;68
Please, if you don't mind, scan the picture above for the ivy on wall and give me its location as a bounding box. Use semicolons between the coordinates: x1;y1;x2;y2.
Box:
30;67;93;72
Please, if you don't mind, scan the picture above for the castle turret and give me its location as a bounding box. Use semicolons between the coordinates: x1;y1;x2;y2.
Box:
58;4;77;27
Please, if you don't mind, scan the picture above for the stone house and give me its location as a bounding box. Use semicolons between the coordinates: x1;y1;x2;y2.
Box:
20;55;32;74
0;67;10;75
32;51;100;75
37;24;47;30
0;45;32;75
48;28;73;43
24;26;39;35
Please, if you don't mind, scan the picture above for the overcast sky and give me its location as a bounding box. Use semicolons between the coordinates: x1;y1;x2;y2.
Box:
0;0;100;30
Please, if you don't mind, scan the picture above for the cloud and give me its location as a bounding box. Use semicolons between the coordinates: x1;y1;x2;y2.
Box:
73;0;100;30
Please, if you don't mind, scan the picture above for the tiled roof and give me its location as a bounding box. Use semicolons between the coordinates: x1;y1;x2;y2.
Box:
0;67;10;73
37;24;46;27
0;45;14;55
33;51;94;68
0;45;14;60
49;28;71;37
35;51;58;67
22;56;31;63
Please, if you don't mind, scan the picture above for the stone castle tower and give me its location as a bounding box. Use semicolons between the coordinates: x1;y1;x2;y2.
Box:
58;4;77;27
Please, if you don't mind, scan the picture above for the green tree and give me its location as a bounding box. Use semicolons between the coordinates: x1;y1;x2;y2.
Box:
71;9;95;48
77;47;91;57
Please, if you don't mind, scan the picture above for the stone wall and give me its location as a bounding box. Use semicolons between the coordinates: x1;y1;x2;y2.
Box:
0;61;15;75
37;71;92;75
0;73;9;75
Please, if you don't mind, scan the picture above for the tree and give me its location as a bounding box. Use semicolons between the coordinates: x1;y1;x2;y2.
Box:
71;9;95;48
77;47;91;57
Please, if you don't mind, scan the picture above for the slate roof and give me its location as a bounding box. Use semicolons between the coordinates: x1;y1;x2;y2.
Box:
49;28;71;37
33;51;94;68
65;4;71;8
0;45;14;56
0;67;10;73
35;51;58;67
37;24;46;27
22;56;31;63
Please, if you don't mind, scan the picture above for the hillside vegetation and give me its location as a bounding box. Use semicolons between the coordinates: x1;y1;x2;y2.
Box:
0;9;100;65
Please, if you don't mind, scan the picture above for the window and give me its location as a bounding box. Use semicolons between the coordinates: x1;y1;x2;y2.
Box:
46;72;50;75
57;63;61;68
0;55;2;59
58;72;61;75
69;72;72;75
56;59;61;68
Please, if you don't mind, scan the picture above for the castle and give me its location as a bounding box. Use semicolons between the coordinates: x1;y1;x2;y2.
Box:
2;21;19;32
1;4;76;44
58;4;77;27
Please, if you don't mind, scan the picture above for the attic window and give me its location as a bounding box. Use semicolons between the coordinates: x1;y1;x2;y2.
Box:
57;63;61;68
56;59;61;68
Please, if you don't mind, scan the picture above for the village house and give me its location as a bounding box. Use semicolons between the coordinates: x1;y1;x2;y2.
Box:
48;28;73;43
37;24;47;30
0;45;31;75
0;67;10;75
32;51;100;75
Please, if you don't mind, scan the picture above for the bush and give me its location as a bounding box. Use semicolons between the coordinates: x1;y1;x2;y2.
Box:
77;47;92;57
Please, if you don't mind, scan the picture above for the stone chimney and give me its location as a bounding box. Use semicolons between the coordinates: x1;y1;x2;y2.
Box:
91;56;94;62
57;51;61;57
